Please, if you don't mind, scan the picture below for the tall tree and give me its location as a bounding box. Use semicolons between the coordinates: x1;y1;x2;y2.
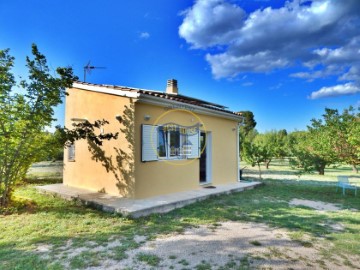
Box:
238;111;257;161
0;45;116;207
239;111;257;135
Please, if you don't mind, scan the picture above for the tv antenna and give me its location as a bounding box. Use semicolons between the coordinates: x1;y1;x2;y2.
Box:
83;61;106;82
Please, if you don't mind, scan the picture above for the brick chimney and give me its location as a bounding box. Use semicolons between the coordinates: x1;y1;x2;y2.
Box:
166;79;178;95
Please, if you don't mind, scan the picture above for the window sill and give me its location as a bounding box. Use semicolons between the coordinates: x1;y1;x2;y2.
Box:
158;158;187;161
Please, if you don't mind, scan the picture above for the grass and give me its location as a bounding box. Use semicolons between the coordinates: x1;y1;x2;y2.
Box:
25;161;63;180
242;158;360;184
178;259;190;266
195;261;212;270
69;250;103;269
249;240;262;246
1;181;359;269
0;161;359;269
136;252;161;266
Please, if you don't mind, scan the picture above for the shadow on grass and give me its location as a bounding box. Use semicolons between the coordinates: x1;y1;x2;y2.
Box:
1;182;360;269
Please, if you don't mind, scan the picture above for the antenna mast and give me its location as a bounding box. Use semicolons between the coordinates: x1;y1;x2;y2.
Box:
83;61;106;82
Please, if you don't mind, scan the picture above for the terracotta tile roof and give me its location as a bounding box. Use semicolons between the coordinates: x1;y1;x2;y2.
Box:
74;81;242;117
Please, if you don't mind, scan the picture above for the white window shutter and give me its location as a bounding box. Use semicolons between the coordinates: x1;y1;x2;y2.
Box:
187;127;200;159
141;124;159;162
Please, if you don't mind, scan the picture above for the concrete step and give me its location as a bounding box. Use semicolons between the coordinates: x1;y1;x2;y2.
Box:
36;181;262;218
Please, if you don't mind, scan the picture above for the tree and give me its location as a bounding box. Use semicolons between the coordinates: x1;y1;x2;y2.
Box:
288;109;341;175
0;45;116;207
239;111;257;135
239;127;258;161
321;107;360;173
242;139;270;179
254;130;288;169
34;131;65;161
288;131;331;176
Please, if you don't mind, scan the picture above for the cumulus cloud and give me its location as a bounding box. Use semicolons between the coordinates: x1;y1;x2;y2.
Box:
291;65;345;81
179;0;245;48
309;83;360;99
139;32;150;39
179;0;360;98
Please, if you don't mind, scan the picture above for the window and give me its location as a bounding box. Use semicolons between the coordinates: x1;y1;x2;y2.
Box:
159;126;183;159
158;125;197;160
158;127;167;158
68;143;75;161
141;124;200;162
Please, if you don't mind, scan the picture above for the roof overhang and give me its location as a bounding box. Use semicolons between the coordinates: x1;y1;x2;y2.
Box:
72;82;140;98
71;82;242;122
137;95;242;122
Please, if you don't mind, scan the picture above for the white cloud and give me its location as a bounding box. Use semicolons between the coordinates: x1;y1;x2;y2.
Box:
139;32;150;39
179;0;360;97
291;65;344;81
309;83;360;99
242;82;253;87
179;0;245;48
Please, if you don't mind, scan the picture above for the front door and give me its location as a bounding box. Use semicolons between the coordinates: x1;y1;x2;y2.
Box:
199;132;207;183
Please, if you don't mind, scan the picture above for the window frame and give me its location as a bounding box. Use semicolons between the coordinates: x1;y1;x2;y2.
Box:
141;124;200;162
158;125;186;160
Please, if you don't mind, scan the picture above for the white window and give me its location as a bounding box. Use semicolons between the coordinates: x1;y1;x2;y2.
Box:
141;124;200;162
159;126;184;159
68;143;75;161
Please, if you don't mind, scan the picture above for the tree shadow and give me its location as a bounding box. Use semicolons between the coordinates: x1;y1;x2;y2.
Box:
87;101;135;197
2;182;360;269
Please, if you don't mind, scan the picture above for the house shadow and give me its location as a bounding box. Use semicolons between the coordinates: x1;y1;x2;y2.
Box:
87;101;135;197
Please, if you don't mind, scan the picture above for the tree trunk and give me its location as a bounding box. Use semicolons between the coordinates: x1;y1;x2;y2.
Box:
1;178;11;207
0;189;8;207
265;159;271;169
257;163;262;179
352;164;358;173
318;165;325;175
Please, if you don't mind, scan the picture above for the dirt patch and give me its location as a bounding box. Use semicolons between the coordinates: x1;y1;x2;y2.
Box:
35;221;359;269
289;199;341;211
115;222;355;270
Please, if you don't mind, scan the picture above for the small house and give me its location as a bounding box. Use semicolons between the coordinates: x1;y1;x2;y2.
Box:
64;80;242;198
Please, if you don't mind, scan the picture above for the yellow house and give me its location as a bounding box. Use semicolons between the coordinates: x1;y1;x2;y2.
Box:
64;80;242;199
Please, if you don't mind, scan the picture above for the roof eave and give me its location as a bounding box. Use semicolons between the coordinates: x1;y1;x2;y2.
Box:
137;94;242;122
71;82;242;122
72;82;140;98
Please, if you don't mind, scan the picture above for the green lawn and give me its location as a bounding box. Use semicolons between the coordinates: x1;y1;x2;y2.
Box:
25;161;63;182
242;159;360;184
1;179;359;269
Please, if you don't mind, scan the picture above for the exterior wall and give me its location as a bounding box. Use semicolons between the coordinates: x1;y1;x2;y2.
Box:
63;88;135;197
134;102;239;198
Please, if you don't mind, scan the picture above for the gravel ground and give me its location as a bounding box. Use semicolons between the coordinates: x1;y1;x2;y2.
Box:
79;221;358;270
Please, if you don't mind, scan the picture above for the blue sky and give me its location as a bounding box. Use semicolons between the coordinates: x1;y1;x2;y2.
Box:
1;0;359;132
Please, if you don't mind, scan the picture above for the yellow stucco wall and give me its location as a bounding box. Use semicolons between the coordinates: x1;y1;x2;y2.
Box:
63;88;135;197
134;102;239;198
